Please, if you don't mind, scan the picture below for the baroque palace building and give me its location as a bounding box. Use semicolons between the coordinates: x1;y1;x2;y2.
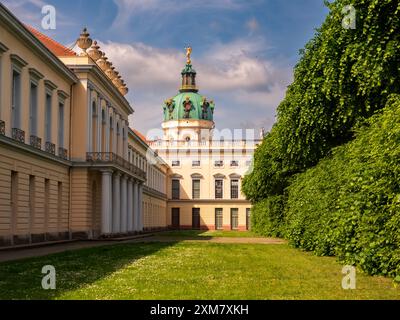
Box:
149;48;259;231
0;3;259;248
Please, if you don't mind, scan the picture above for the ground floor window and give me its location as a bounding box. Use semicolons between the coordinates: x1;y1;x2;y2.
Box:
171;208;180;229
246;208;251;231
192;208;200;230
231;208;239;230
215;208;223;230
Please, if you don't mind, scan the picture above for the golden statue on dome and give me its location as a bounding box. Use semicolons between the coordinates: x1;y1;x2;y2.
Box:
185;46;192;65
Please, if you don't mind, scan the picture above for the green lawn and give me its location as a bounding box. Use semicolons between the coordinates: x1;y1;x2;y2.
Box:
0;241;399;300
157;230;262;238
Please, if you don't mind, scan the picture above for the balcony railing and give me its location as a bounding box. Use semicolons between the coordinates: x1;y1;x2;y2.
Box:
0;120;5;136
30;135;42;150
59;147;68;160
45;142;56;155
86;152;146;179
12;128;25;143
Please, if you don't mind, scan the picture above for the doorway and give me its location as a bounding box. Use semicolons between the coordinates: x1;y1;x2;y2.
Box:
192;208;200;230
171;208;180;229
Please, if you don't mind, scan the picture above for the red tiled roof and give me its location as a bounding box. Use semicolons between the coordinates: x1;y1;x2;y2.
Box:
132;129;148;144
26;25;76;57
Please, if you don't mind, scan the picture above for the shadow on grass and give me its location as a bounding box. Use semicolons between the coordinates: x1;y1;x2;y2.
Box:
0;241;177;300
157;230;213;240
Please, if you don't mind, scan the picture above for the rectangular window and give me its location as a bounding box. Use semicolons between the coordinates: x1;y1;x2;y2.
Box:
29;82;38;136
58;103;64;148
231;160;239;167
231;208;239;230
29;175;35;233
11;171;18;236
214;160;224;167
192;208;200;229
171;208;180;229
172;179;180;200
215;208;223;230
45;94;52;143
11;70;21;129
172;160;180;167
44;179;50;231
246;208;251;231
231;180;239;199
192;160;201;167
192;179;200;199
215;179;223;199
58;182;62;231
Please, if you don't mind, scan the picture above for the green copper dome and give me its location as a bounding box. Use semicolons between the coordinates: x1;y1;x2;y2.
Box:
163;92;215;121
162;47;215;122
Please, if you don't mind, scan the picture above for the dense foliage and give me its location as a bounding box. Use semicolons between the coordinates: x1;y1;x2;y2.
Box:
243;0;400;200
243;0;400;278
285;95;400;278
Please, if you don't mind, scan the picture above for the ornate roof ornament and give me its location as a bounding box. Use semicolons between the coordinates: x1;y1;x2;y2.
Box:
96;52;109;71
112;75;123;88
88;40;102;61
119;86;129;96
77;28;92;56
76;28;129;97
106;64;117;80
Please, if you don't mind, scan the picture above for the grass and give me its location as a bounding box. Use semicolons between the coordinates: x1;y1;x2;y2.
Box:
0;241;399;300
157;230;262;238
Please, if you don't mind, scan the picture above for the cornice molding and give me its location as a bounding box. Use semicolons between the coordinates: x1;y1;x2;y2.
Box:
68;65;133;115
0;41;9;54
10;53;28;68
44;79;58;91
29;67;44;81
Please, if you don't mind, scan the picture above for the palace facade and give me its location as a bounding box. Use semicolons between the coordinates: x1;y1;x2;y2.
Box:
149;49;259;231
0;3;259;248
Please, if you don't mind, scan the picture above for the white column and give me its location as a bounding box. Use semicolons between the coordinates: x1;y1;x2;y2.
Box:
101;170;113;235
133;181;139;231
138;183;144;231
120;175;128;233
127;178;133;232
112;172;121;233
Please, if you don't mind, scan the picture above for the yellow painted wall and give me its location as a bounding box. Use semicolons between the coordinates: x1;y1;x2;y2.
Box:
0;144;70;243
166;201;251;230
0;24;72;153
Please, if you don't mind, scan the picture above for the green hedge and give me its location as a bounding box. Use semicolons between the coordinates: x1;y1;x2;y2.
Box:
284;95;400;278
251;196;286;238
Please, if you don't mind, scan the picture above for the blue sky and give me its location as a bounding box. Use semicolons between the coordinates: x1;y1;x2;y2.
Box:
1;0;329;135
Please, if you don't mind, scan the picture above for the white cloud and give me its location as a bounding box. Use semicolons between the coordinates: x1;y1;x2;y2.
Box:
111;0;245;30
98;38;292;134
